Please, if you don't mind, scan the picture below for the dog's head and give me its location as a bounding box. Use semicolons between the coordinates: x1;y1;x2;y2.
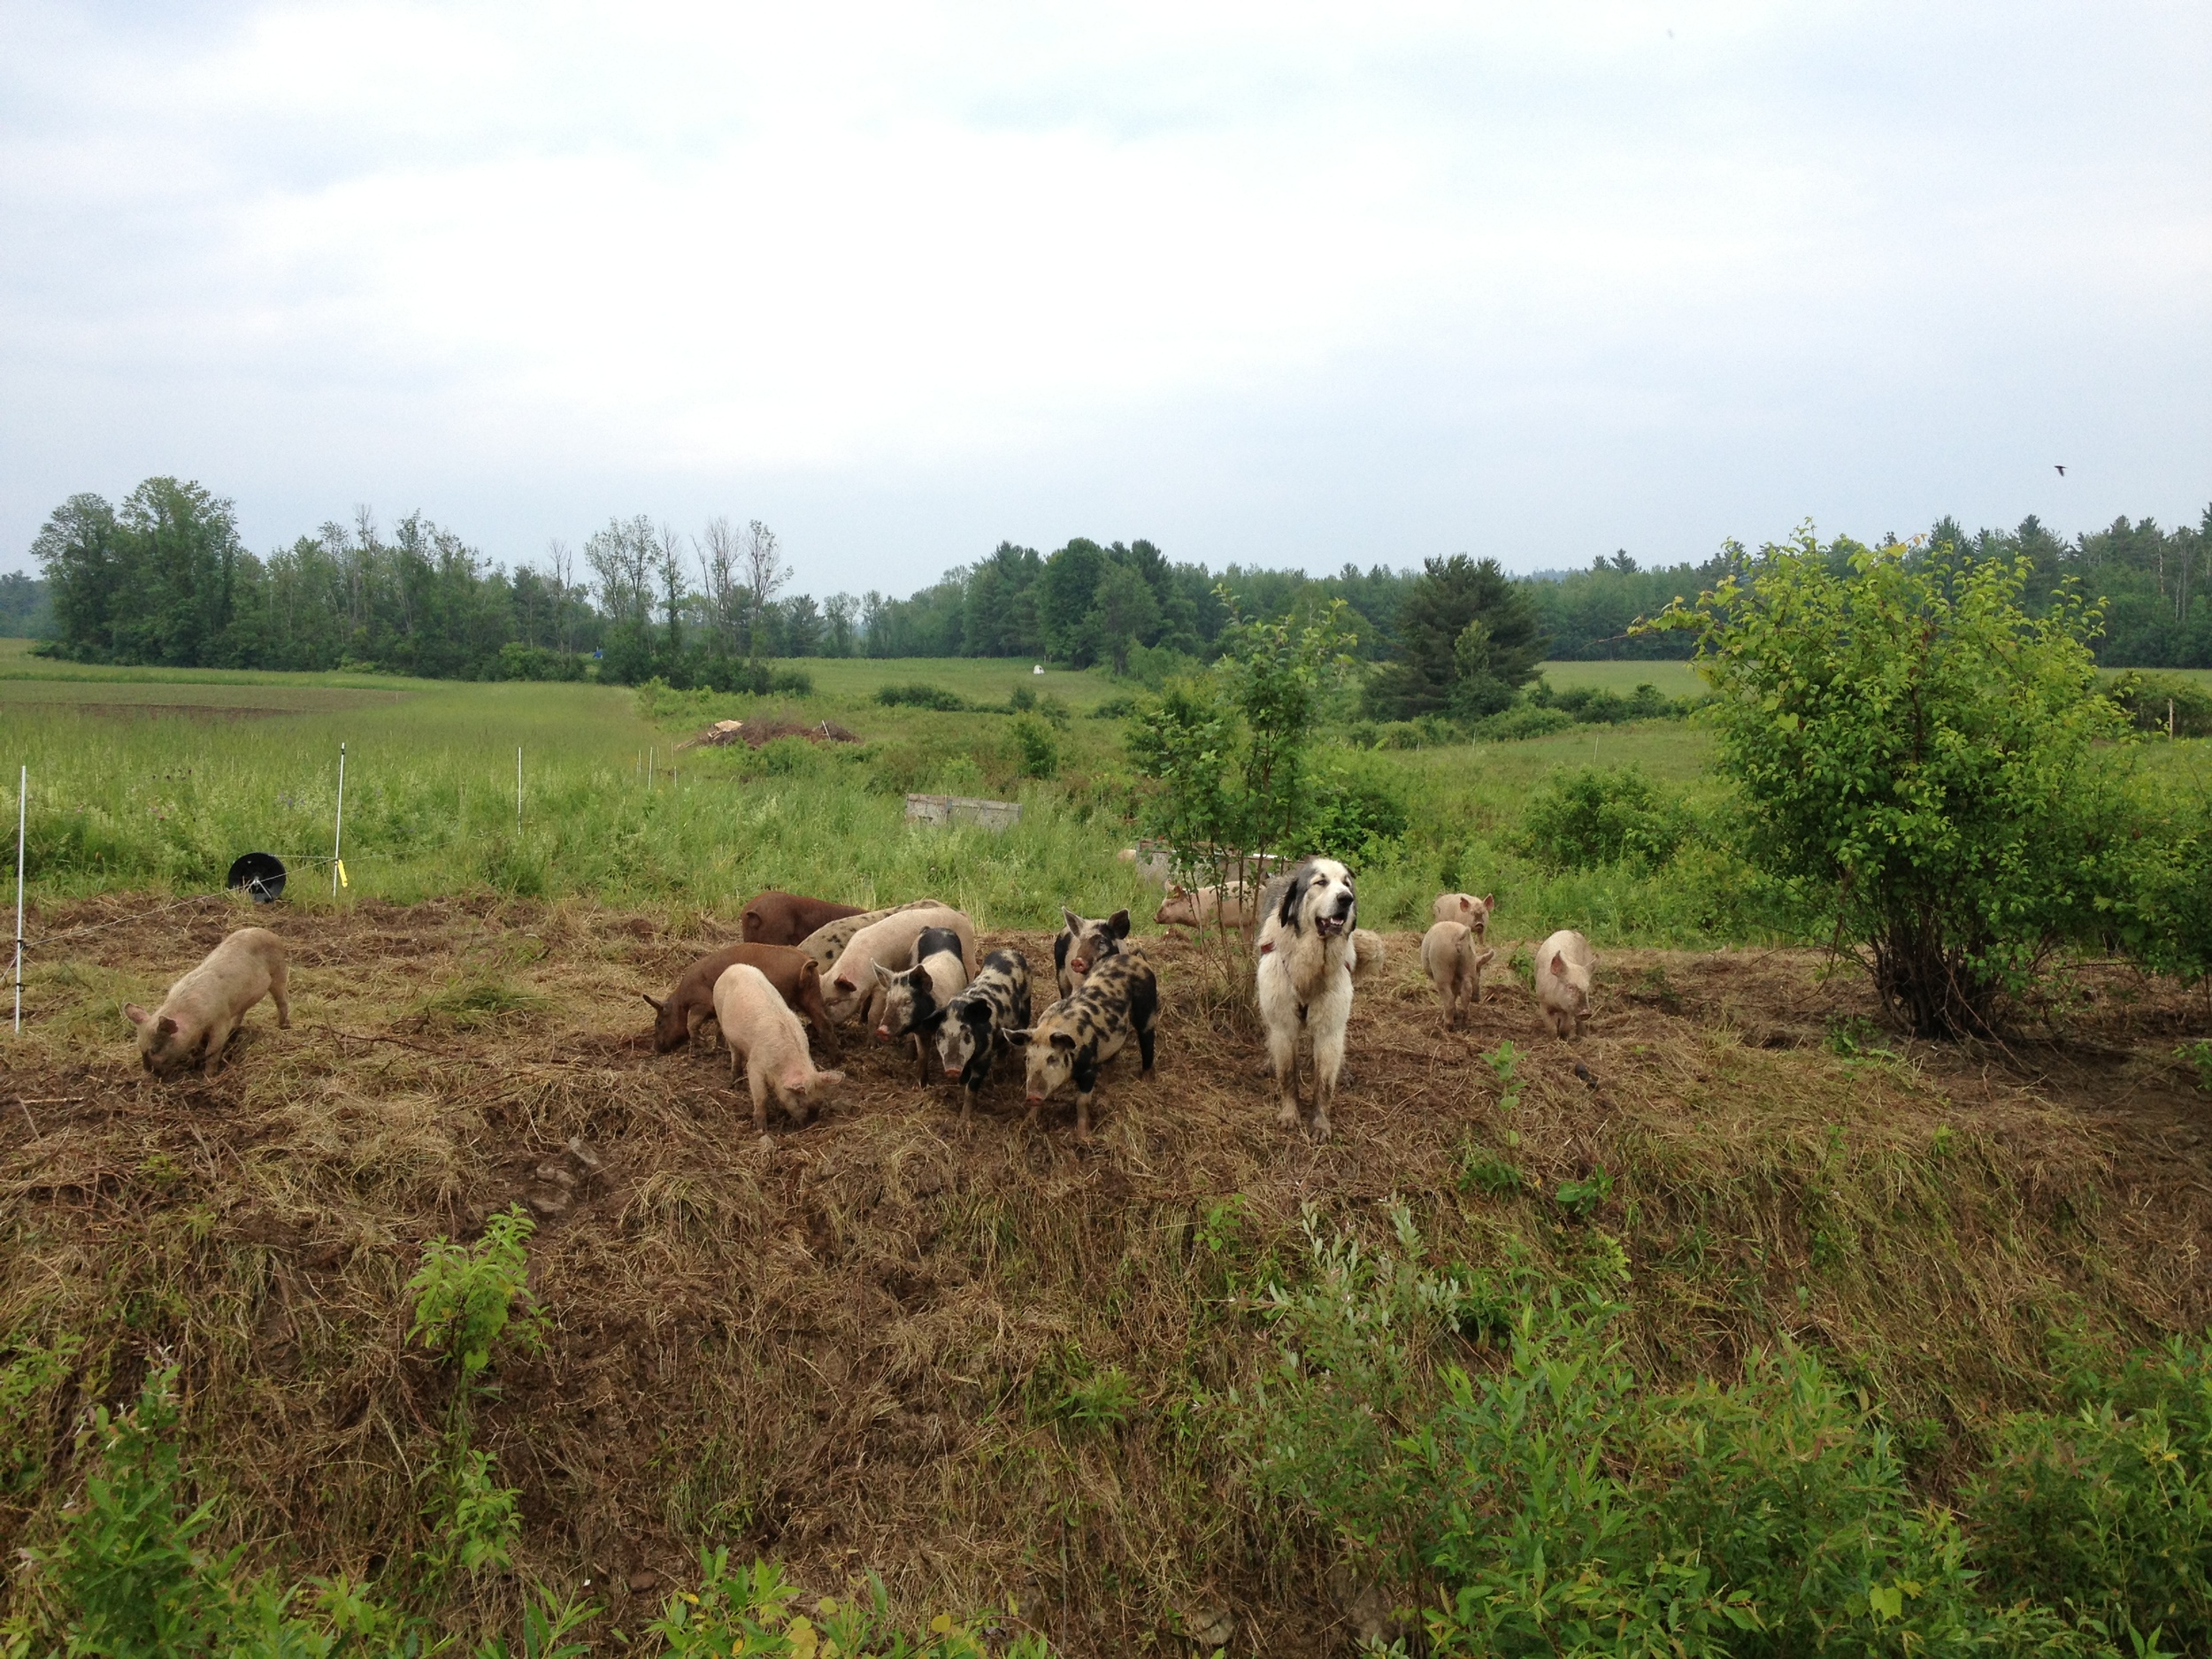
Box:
1278;857;1356;940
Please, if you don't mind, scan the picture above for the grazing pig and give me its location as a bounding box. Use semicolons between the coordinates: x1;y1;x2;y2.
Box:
711;964;848;1133
125;926;290;1079
935;949;1033;1122
1534;929;1596;1039
1053;908;1130;999
1432;893;1495;939
1350;927;1386;987
870;926;972;1082
1421;921;1495;1028
1152;883;1257;933
740;890;866;948
1007;949;1158;1141
795;898;950;973
642;941;837;1059
824;906;978;1025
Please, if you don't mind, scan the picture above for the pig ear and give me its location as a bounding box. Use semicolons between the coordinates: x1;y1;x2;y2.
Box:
833;975;855;994
157;1016;179;1036
125;1002;150;1027
1475;949;1497;966
1548;955;1566;978
1481;894;1494;909
642;993;664;1013
1005;1028;1034;1046
1049;1031;1077;1050
1062;908;1082;933
1107;910;1130;938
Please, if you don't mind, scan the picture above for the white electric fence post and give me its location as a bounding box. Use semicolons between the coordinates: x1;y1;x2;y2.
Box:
12;766;25;1035
332;742;347;898
517;747;523;833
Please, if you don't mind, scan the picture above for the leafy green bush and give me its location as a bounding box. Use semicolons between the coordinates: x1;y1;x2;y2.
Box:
1009;714;1060;780
0;1333;79;1494
1469;704;1575;741
1303;758;1410;864
405;1207;547;1381
1964;1334;2212;1648
1517;764;1690;872
1249;1217;2149;1658
874;682;970;710
1652;534;2132;1038
2105;671;2212;739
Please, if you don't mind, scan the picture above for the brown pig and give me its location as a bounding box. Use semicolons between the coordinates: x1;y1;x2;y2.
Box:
712;963;848;1133
125;926;291;1078
740;890;866;947
643;941;838;1059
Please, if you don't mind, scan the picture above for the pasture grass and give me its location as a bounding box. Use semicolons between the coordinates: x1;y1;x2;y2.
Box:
4;649;2205;963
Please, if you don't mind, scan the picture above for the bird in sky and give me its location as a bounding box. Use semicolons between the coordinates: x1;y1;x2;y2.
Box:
2055;464;2067;476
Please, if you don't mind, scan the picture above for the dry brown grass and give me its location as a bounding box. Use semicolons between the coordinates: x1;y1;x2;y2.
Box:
3;895;2210;1654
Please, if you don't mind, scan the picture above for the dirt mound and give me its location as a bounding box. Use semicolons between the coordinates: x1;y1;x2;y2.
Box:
679;718;861;750
3;897;2208;1651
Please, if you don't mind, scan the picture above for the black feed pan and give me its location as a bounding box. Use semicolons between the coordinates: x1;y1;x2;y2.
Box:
227;852;288;904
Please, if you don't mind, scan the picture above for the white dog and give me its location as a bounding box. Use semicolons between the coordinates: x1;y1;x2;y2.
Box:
1255;856;1361;1141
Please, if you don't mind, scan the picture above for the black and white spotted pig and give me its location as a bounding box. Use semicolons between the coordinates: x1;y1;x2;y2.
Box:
870;926;971;1083
1008;948;1157;1142
1053;907;1130;999
933;948;1033;1121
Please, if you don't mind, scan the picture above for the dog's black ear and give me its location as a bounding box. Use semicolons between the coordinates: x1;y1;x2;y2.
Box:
1278;864;1312;930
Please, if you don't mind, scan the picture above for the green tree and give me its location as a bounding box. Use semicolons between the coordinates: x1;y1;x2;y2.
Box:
30;492;121;656
1363;554;1546;720
1089;560;1163;672
1127;595;1359;886
1654;530;2131;1037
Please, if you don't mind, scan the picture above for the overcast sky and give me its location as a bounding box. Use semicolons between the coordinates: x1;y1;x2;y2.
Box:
2;2;2207;594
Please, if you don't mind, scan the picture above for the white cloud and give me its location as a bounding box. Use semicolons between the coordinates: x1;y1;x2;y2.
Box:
1;0;2206;581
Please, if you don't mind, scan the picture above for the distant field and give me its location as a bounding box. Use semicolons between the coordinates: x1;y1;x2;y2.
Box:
1535;659;1703;696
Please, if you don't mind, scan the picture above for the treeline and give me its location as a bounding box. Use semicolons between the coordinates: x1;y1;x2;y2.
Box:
19;475;2212;677
1533;510;2212;666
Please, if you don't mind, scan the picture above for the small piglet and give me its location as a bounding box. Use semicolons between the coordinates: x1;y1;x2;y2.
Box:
936;949;1033;1122
871;926;972;1082
712;963;848;1133
1432;893;1495;939
1534;928;1595;1039
824;906;978;1025
1054;907;1130;999
1421;920;1495;1029
125;926;290;1078
1152;884;1256;933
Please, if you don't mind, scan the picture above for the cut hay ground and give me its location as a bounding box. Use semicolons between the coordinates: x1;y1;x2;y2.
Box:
3;896;2210;1654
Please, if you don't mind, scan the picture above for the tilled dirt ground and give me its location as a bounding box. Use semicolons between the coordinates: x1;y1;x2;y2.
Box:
4;892;2209;1654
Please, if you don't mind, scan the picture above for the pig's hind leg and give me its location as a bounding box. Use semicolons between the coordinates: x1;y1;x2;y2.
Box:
269;959;292;1029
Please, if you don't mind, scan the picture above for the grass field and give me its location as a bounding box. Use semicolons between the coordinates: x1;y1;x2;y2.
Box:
0;642;1755;944
3;640;2204;954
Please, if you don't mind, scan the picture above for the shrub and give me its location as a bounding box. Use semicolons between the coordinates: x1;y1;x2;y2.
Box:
1651;534;2131;1038
1517;764;1690;872
494;642;588;682
1963;1334;2212;1648
646;1551;1048;1658
405;1206;547;1381
0;1334;79;1494
1009;714;1060;780
1303;758;1410;864
2105;670;2212;738
874;682;969;710
1470;704;1575;741
1250;1220;2124;1659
